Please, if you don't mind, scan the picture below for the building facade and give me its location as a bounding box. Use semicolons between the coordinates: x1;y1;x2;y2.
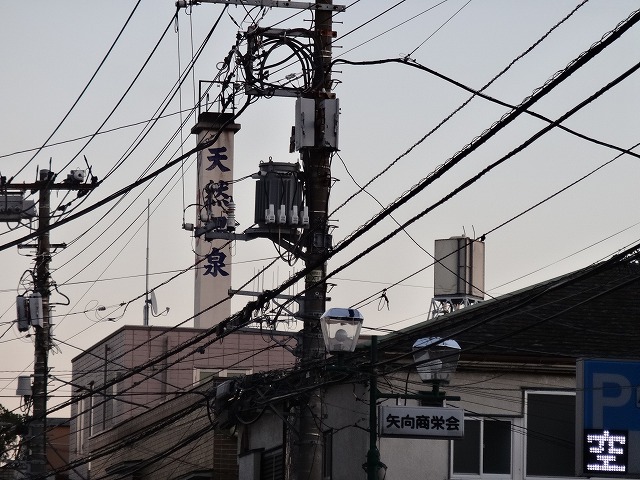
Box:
226;252;640;479
68;325;296;479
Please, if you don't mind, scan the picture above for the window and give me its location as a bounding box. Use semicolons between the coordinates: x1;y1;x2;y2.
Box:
453;417;512;476
323;430;333;480
75;395;87;454
525;391;575;477
261;446;284;480
89;390;96;436
194;368;253;387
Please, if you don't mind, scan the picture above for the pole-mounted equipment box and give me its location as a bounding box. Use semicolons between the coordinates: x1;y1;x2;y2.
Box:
254;161;307;229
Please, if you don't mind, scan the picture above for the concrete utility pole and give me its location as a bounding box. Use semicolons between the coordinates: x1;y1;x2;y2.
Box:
175;1;341;477
293;1;335;479
31;169;52;477
3;169;94;477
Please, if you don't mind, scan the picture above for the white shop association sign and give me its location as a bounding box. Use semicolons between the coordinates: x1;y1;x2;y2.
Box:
379;405;464;439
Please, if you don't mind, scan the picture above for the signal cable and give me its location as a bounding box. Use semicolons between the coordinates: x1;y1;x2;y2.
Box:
7;0;143;183
10;4;637;446
329;0;591;218
54;10;180;178
1;10;635;408
333;57;640;314
408;0;474;57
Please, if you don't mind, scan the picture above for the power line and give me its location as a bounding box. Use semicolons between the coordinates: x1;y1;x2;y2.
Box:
7;0;144;182
328;0;592;219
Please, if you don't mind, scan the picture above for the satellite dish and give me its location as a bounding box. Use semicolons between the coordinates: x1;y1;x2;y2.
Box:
150;290;158;316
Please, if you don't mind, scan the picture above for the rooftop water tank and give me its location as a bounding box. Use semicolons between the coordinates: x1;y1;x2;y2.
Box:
434;236;484;300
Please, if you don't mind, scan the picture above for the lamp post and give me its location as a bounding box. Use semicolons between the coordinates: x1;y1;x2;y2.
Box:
321;311;462;479
321;308;383;480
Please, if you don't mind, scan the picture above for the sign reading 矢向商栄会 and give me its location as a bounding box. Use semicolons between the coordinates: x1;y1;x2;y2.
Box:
379;405;464;439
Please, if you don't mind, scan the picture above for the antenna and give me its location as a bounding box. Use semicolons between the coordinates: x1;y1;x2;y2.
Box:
144;200;150;326
143;200;170;323
150;290;158;316
150;290;170;317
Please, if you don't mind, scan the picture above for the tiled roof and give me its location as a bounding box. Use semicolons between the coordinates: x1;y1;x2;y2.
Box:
382;247;640;364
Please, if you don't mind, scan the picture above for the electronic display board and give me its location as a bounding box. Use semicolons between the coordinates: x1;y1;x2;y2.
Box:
577;359;640;475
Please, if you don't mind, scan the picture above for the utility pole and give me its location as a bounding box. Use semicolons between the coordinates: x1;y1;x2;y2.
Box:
293;1;335;479
174;1;341;477
4;168;94;477
31;168;52;477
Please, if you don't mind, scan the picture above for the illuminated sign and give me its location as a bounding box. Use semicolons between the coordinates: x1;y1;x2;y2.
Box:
379;405;464;439
584;429;628;473
577;359;640;475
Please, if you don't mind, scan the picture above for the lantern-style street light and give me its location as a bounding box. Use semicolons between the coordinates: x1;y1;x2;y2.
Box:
413;337;461;384
320;307;363;353
321;310;460;480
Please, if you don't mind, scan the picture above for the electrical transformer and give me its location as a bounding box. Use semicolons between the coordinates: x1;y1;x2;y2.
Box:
254;161;307;229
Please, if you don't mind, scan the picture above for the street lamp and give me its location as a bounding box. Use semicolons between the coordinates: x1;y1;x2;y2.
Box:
320;307;363;353
321;309;385;480
413;337;460;404
412;337;461;384
321;312;461;480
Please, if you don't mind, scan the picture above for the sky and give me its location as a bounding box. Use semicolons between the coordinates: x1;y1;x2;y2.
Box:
1;0;639;415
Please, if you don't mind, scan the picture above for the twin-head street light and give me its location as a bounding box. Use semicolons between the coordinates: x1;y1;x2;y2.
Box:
320;308;460;480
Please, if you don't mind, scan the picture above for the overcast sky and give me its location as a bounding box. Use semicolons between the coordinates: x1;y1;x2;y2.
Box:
1;0;639;414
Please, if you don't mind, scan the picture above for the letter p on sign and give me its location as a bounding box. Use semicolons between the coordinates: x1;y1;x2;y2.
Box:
592;373;631;428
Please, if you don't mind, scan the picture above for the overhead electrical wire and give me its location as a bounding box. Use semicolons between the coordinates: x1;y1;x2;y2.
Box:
2;8;637;413
335;57;640;161
377;246;640;370
329;0;591;218
7;0;143;183
42;0;608;352
489;220;640;293
54;10;180;180
0;256;279;295
238;5;640;345
326;8;640;267
30;342;288;476
407;0;474;58
335;0;458;58
22;15;640;480
235;246;640;414
46;341;285;447
350;148;640;312
2;6;636;468
43;7;196;231
48;249;279;405
0;108;202;161
331;57;640;314
335;0;413;41
0;91;254;267
48;7;235;300
52;248;640;476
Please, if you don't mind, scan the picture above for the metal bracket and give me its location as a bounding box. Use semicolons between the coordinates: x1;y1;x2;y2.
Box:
177;0;346;11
